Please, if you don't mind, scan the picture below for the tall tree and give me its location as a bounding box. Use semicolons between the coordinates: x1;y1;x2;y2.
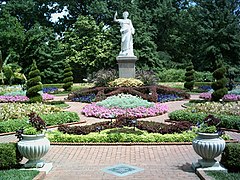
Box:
63;15;114;81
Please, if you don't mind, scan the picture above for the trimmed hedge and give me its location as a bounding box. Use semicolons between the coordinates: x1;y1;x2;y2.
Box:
0;143;23;169
0;111;80;133
220;143;240;172
169;110;240;130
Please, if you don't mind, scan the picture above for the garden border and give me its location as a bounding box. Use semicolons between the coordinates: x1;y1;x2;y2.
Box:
0;121;86;136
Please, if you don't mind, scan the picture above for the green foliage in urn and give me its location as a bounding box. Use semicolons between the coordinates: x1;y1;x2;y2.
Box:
62;63;73;91
26;60;43;102
184;63;195;91
211;66;228;101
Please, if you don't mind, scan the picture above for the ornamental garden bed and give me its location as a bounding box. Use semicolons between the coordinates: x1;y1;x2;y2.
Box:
68;85;190;103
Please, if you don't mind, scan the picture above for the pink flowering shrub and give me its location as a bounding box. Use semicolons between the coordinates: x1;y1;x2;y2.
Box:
0;93;54;102
199;92;212;100
82;103;168;118
42;93;55;100
199;93;240;101
0;95;29;102
222;94;240;101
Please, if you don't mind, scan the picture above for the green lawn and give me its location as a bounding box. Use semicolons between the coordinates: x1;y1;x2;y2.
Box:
0;169;39;180
206;171;240;180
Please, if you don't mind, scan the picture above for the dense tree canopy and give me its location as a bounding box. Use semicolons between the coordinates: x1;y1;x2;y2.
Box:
0;0;239;83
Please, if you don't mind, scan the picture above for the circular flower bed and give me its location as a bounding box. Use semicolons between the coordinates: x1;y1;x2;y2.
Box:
82;94;168;118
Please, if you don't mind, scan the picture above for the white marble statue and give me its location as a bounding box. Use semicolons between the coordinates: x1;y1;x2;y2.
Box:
114;11;135;56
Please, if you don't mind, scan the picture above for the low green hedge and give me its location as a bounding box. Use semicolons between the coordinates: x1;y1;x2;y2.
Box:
169;110;240;130
0;143;22;169
47;129;197;143
220;143;240;173
0;111;80;133
0;169;39;180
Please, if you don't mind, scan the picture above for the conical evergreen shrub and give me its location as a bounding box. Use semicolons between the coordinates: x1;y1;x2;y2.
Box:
26;60;43;102
211;66;228;101
63;63;73;91
184;63;195;91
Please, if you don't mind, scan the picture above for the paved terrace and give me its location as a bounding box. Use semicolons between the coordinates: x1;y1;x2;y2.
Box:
0;95;239;180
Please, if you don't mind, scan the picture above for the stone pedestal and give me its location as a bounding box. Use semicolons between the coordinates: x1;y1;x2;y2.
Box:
116;56;138;78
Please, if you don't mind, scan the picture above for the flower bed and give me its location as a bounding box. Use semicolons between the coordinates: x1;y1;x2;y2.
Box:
0;93;54;103
82;103;168;118
199;92;240;101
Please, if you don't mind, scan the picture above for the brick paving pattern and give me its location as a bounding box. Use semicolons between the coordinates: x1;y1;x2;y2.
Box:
1;94;239;180
43;145;200;180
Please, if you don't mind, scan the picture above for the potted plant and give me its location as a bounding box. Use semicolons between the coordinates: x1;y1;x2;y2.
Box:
192;115;226;171
16;112;50;168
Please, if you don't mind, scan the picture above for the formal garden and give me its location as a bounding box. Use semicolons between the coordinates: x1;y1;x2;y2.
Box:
1;0;240;179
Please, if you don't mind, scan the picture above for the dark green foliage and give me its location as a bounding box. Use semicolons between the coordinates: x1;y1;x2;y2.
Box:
211;66;228;101
0;143;22;169
69;85;190;102
0;112;80;133
220;143;240;172
26;60;42;102
169;110;240;130
58;120;192;135
184;64;194;91
63;63;73;91
87;69;117;87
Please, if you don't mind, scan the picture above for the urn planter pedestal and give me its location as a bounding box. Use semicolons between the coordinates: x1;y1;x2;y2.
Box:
17;134;50;168
192;132;227;172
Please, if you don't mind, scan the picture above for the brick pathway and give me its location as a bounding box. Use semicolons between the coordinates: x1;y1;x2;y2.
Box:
43;145;200;180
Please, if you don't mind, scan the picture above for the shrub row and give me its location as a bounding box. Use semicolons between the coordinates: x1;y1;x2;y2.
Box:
48;130;196;143
169;110;240;130
0;112;79;133
220;143;240;173
58;119;192;135
0;143;22;169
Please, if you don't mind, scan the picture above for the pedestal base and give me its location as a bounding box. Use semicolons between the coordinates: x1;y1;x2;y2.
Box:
192;159;227;172
116;56;138;78
21;163;53;174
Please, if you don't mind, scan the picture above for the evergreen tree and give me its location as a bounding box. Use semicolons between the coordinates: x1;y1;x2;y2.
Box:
211;66;228;101
184;63;195;91
63;63;73;91
26;60;42;102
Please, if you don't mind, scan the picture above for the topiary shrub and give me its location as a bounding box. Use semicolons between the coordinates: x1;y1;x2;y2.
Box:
0;143;23;169
211;66;228;101
184;63;194;91
63;63;73;91
26;60;43;102
220;143;240;172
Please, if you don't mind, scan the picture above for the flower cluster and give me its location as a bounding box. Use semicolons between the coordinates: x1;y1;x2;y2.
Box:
72;94;96;103
157;94;182;102
42;87;58;93
82;103;168;118
199;92;240;101
0;95;29;102
96;94;154;109
199;92;212;100
222;94;240;101
0;93;54;102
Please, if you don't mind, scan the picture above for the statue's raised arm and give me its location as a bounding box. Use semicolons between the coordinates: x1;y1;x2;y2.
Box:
113;11;135;56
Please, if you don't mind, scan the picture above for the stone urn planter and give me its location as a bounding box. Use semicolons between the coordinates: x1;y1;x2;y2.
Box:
192;132;226;170
18;134;50;168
